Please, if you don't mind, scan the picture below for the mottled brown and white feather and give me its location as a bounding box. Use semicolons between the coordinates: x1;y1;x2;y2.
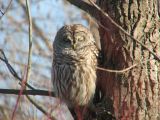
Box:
51;24;98;108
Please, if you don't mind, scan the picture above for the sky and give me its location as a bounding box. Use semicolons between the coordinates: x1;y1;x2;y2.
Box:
0;0;88;87
0;0;88;119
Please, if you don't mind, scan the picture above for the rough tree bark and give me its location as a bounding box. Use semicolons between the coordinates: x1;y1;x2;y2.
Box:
96;0;160;120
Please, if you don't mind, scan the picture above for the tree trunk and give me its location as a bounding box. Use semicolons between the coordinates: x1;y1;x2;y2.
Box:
97;0;160;120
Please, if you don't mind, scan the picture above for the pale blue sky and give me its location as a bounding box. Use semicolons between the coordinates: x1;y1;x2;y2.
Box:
0;1;88;119
0;0;88;84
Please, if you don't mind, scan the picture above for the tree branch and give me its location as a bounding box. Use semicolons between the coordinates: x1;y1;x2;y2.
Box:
0;0;13;20
0;49;56;119
97;58;154;73
0;89;55;96
0;49;34;90
66;0;98;19
26;95;56;120
0;87;56;120
25;0;32;84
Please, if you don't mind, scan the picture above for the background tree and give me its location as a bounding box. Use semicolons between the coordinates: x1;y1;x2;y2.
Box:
67;0;160;120
0;0;86;120
97;1;160;119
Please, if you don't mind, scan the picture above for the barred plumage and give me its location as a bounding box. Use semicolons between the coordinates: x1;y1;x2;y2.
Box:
51;24;98;108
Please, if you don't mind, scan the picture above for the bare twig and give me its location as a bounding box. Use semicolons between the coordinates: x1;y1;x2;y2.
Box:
97;64;138;73
0;10;4;15
0;49;56;119
0;49;34;89
25;0;32;86
24;1;56;119
66;0;97;19
0;49;56;120
89;0;160;61
97;64;137;73
26;95;56;120
97;58;154;73
11;67;28;120
0;89;54;96
0;0;13;20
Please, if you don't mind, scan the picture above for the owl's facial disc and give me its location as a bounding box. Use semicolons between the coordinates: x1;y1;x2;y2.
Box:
62;35;81;50
60;29;91;52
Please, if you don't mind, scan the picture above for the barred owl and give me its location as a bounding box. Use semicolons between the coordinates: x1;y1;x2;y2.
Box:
52;24;98;108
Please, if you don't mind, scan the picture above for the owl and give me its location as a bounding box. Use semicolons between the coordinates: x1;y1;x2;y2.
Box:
51;24;98;108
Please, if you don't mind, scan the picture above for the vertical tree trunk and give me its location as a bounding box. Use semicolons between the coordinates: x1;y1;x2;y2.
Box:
97;0;160;119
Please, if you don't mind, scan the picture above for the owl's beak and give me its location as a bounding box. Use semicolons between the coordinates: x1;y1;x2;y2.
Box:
72;44;76;50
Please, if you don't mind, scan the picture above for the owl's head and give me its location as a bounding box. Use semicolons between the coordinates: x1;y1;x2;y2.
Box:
53;24;95;56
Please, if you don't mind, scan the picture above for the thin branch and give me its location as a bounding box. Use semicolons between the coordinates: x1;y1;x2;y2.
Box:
0;88;56;120
25;0;32;86
25;1;56;119
0;0;13;20
97;64;137;73
0;49;34;89
26;95;56;120
11;68;28;120
66;0;97;19
0;10;4;15
0;89;54;96
88;0;160;61
97;58;154;73
0;49;56;119
0;49;55;96
0;87;53;119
